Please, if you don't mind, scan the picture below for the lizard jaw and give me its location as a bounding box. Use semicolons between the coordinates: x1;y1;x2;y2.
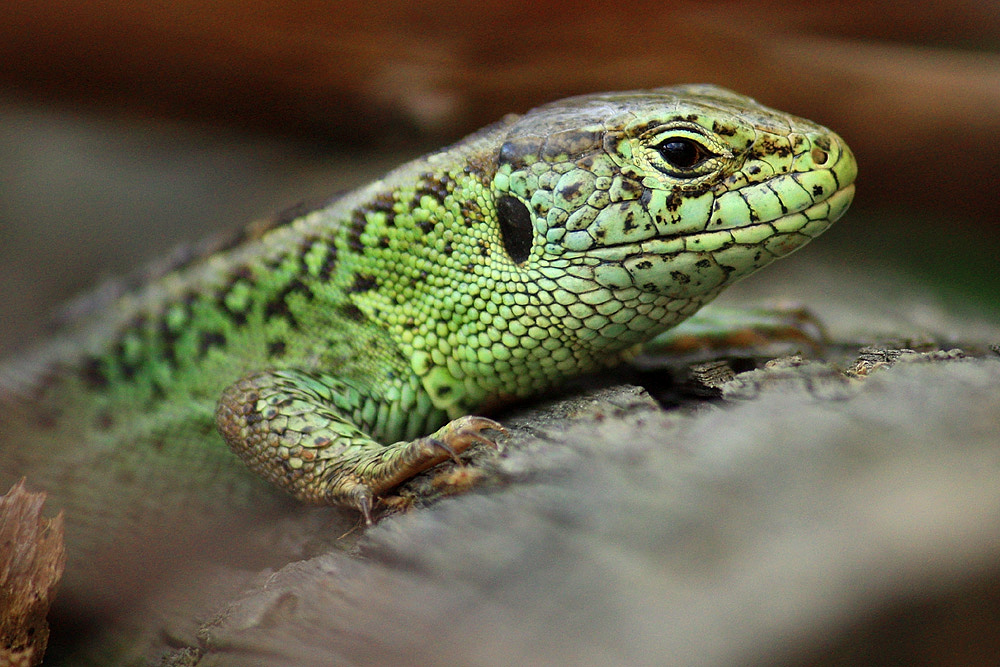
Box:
582;182;854;263
576;183;855;299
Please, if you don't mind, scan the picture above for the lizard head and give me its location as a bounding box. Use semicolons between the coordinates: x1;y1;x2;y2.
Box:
361;86;857;408
491;84;857;306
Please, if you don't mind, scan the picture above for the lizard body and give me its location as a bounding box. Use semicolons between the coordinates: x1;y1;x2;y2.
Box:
0;85;856;610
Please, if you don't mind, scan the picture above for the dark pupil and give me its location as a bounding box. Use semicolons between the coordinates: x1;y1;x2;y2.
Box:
658;139;703;169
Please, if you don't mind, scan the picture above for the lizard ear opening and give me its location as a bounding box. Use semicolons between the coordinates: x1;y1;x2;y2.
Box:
496;195;533;264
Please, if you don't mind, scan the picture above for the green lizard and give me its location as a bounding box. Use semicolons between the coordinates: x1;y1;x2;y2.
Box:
0;85;856;611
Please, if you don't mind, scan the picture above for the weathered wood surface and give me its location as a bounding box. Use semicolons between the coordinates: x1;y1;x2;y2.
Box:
51;263;994;666
148;344;1000;666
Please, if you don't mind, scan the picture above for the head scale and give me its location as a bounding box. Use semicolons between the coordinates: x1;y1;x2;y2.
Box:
491;84;856;301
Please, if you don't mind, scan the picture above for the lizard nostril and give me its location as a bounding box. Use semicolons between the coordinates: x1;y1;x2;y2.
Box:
810;147;829;166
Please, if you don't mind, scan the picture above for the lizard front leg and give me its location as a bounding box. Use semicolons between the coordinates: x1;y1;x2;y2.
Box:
215;370;503;524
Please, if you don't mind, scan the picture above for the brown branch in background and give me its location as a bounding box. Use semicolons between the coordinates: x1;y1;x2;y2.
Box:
0;480;66;667
0;0;998;218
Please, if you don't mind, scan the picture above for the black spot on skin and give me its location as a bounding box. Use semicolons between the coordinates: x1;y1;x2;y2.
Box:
158;318;180;368
635;260;653;270
622;211;637;233
560;181;582;199
347;273;378;293
670;271;690;284
712;120;737;137
347;194;397;253
413;172;451;204
198;331;227;357
227;265;252;284
496;195;533;264
812;184;824;196
463;151;497;180
317;245;338;283
267;340;287;357
346;210;367;254
115;343;138;381
442;242;454;256
664;192;683;214
619;178;643;198
338;303;367;322
297;235;320;266
149;382;166;401
379;236;391;249
748;165;761;175
216;279;251;327
372;192;396;214
263;280;307;329
417;219;436;234
695;259;712;269
80;356;109;389
462;201;483;227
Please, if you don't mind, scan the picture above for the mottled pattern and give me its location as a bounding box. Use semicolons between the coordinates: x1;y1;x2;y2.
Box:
0;85;856;551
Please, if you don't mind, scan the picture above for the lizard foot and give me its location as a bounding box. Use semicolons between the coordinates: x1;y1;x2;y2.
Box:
216;370;506;524
377;416;506;490
325;416;506;525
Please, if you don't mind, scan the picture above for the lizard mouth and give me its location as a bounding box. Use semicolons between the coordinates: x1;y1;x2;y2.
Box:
572;183;855;299
584;183;855;262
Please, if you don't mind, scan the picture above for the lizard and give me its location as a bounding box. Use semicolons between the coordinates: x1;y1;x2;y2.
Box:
0;84;856;617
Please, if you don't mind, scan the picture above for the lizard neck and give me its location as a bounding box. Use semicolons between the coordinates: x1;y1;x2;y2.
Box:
335;130;718;414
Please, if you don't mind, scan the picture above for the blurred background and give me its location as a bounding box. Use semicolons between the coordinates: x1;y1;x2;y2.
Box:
3;3;1000;664
1;0;998;352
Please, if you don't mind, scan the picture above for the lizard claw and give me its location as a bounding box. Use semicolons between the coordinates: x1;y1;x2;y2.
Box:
322;416;508;525
349;484;375;525
427;438;461;465
431;416;506;454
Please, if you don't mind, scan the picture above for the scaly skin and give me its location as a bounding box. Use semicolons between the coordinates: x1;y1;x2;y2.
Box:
0;85;856;603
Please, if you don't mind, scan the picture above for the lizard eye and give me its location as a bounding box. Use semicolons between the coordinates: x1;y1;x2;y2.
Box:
655;137;713;172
